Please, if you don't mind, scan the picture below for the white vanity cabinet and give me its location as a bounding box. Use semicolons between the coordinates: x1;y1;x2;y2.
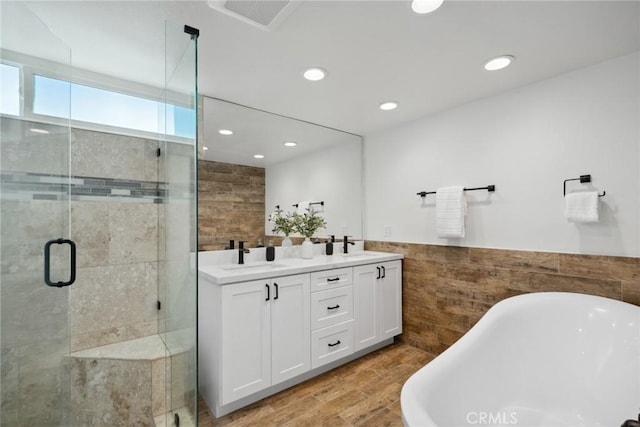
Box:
353;260;402;352
198;251;403;417
220;273;310;405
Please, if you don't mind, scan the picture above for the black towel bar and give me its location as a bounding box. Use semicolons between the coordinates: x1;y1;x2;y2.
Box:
417;185;495;198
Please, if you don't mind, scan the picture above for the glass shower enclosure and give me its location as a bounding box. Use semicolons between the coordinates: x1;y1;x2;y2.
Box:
0;3;198;426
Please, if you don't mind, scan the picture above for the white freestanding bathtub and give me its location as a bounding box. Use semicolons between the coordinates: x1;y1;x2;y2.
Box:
401;292;640;427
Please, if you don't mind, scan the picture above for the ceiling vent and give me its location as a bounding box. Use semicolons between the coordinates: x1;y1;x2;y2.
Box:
207;0;302;31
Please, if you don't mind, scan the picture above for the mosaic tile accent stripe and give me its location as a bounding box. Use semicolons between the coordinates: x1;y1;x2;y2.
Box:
1;172;167;203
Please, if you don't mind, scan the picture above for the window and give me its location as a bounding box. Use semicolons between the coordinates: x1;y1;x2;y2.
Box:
32;75;195;139
3;52;196;140
33;75;70;119
0;63;20;116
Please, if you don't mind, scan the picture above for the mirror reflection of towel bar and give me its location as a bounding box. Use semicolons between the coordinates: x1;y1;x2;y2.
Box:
292;201;324;208
563;175;606;197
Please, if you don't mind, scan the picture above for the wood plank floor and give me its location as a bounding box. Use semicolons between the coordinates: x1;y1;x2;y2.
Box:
197;342;433;426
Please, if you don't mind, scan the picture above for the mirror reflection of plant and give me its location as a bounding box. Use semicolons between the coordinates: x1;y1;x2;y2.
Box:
293;208;327;238
270;209;296;237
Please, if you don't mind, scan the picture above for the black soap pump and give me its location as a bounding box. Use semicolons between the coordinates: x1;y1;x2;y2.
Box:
266;240;275;262
325;235;335;256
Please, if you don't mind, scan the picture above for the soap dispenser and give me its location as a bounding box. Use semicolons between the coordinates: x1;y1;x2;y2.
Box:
266;240;275;261
325;235;335;256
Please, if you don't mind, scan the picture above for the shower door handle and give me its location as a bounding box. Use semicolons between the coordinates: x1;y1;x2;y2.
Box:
44;238;76;287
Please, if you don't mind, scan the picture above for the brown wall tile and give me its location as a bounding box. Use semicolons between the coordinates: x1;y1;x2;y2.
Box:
198;160;265;250
437;327;466;354
470;247;559;273
364;240;408;254
366;240;639;357
559;254;639;282
512;272;621;299
424;245;470;264
622;281;640;306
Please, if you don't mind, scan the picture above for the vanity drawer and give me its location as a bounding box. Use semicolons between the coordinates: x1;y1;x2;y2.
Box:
311;286;353;330
311;320;354;369
310;267;353;292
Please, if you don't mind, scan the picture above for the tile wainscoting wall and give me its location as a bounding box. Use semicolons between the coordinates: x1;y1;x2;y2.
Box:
198;160;265;251
364;241;640;357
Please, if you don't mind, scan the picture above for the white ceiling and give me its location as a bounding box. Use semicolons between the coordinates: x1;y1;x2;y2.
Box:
5;0;640;136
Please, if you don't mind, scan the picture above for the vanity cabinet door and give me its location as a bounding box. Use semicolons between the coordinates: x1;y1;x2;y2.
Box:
378;260;402;340
220;280;271;404
353;264;379;352
353;260;402;352
270;274;311;385
220;274;310;404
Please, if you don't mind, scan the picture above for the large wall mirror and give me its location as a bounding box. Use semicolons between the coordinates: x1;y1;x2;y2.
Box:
198;97;362;250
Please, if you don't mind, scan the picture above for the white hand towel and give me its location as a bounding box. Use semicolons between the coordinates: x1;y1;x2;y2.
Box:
436;186;466;238
565;191;599;222
296;201;310;215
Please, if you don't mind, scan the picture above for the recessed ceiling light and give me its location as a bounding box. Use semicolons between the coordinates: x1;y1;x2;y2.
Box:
283;141;297;147
203;146;209;151
484;55;514;71
254;154;265;159
303;67;327;81
29;128;49;134
218;129;233;135
411;0;444;14
379;101;398;111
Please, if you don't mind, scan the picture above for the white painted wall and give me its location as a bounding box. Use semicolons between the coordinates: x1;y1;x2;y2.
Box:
265;140;363;240
364;52;640;257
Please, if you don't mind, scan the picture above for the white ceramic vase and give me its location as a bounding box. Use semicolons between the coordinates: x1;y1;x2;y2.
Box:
281;236;292;247
301;237;314;259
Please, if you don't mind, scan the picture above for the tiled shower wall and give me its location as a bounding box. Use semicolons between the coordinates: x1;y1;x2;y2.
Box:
2;119;163;352
365;241;640;357
70;129;161;351
198;159;265;251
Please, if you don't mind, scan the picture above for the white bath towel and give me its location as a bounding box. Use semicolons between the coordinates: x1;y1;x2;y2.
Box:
296;201;310;215
436;186;466;238
565;191;599;222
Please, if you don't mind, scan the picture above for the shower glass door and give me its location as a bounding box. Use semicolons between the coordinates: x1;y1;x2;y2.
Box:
158;21;199;426
1;2;73;425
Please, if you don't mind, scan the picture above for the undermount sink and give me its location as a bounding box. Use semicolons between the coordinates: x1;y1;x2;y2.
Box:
220;262;284;271
341;252;375;258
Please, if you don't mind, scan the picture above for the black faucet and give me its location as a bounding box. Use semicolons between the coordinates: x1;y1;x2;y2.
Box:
225;239;235;250
238;241;244;264
238;241;248;264
343;236;355;254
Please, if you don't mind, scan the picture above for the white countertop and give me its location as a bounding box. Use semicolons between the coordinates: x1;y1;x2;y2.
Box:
198;250;403;285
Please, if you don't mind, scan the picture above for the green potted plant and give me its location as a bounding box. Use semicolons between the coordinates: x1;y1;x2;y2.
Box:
293;208;327;259
270;209;295;247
